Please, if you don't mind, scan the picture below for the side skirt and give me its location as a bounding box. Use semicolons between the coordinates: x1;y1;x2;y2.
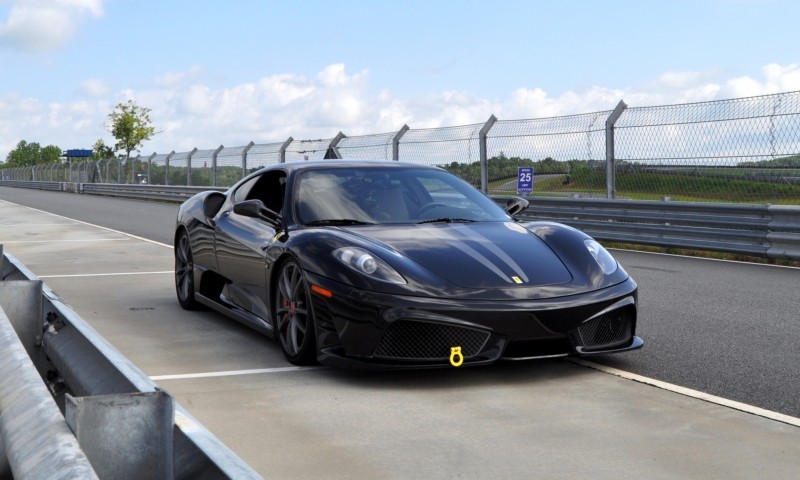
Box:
196;293;274;338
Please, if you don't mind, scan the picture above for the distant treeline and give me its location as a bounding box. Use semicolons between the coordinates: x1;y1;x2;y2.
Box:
738;155;800;168
443;153;800;185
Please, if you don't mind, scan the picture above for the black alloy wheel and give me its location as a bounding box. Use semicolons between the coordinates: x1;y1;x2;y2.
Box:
275;260;317;365
175;230;199;309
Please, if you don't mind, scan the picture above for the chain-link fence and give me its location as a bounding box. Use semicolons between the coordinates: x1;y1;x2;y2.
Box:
614;93;800;202
486;112;609;198
3;91;799;204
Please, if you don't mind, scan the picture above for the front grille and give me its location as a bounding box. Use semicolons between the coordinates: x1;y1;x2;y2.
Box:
373;320;490;361
574;307;634;352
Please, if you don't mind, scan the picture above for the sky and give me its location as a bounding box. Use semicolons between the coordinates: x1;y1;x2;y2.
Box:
1;0;800;161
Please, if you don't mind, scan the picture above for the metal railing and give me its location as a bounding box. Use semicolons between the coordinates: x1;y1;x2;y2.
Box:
0;248;262;479
509;197;800;260
2;180;795;261
2;91;799;204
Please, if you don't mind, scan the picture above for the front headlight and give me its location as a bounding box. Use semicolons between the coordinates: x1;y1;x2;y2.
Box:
584;239;618;275
333;247;406;284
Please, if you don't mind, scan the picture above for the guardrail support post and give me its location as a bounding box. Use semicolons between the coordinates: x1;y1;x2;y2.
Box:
392;125;409;160
479;115;498;194
65;391;174;480
279;137;293;164
605;100;627;199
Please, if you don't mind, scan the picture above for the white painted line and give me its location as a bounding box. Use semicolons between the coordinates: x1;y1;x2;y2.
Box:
0;238;129;244
39;271;173;279
0;223;80;227
0;200;173;249
150;366;320;381
571;358;800;428
608;247;800;270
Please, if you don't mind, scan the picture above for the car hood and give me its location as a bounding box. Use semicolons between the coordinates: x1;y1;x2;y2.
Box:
346;222;573;289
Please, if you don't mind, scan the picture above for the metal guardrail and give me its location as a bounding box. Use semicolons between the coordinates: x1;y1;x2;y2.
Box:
0;247;262;479
2;179;800;260
0;180;63;191
81;183;225;201
508;196;800;260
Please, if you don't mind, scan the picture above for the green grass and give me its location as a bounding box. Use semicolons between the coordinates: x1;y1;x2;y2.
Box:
487;171;800;204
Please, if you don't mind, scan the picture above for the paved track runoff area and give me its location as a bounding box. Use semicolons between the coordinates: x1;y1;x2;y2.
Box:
1;195;799;479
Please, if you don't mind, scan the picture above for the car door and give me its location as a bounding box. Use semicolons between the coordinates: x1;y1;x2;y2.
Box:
214;170;286;321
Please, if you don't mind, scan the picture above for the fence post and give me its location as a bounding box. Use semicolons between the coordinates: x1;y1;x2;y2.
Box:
211;145;223;186
279;137;293;164
325;132;345;159
479;115;498;194
132;155;141;184
392;125;409;160
165;151;175;186
146;153;155;185
242;141;254;179
605;100;627;199
186;148;198;186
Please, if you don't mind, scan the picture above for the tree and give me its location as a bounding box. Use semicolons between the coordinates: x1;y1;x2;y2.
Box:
108;100;155;163
5;140;62;167
41;145;62;164
92;139;115;161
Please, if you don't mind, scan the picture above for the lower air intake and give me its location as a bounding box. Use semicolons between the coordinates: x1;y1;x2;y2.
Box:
373;320;490;361
575;307;634;352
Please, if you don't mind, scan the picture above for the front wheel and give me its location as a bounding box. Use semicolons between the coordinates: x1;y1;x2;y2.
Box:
175;230;199;310
274;260;318;365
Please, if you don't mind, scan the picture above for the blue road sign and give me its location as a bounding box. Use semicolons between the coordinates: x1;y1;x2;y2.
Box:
517;166;533;195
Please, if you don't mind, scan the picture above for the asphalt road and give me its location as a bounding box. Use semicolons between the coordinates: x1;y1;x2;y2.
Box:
2;186;799;418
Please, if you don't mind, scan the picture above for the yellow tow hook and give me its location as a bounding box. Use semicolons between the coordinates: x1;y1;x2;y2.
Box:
449;346;464;367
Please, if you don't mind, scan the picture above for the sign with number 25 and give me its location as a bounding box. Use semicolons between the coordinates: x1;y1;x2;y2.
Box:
517;167;534;195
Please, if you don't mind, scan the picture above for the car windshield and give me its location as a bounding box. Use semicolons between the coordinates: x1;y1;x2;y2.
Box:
295;166;510;225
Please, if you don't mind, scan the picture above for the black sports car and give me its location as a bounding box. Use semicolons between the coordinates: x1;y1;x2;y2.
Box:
174;160;642;368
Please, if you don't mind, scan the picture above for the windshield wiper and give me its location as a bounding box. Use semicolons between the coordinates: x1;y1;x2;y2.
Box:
304;219;376;226
417;217;476;224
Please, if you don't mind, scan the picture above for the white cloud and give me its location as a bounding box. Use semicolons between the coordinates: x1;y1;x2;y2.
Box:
0;0;104;52
79;78;111;97
3;62;800;163
722;63;800;98
154;66;205;88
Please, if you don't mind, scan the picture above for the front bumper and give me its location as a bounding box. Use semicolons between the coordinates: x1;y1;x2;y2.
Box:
305;272;642;369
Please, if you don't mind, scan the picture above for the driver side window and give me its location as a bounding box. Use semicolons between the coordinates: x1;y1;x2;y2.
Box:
245;170;287;214
233;176;259;204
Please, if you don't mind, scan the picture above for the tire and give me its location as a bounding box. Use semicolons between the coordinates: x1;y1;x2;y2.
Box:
175;230;200;310
274;259;317;365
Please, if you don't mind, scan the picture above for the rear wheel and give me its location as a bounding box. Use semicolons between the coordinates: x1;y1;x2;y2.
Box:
175;230;199;310
274;260;317;365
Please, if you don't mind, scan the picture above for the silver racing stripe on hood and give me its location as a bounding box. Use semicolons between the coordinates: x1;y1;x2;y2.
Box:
449;223;530;283
422;224;518;284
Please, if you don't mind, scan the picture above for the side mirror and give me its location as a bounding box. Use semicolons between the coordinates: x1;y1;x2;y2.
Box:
505;197;529;216
234;199;282;227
